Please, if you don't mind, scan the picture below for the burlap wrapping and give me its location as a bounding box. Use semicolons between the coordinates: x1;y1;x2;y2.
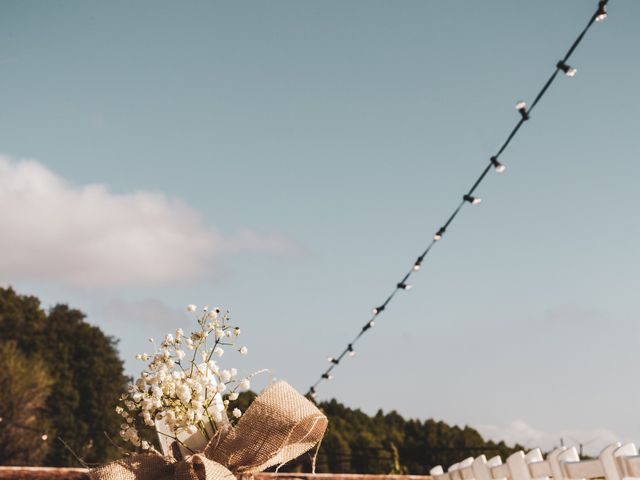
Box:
91;381;327;480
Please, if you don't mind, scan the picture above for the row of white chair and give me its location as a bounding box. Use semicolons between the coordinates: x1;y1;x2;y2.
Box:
430;443;640;480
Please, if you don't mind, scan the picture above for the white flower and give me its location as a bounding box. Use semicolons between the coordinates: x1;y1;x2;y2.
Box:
176;328;184;339
229;368;237;378
141;440;150;450
216;382;226;393
187;304;197;312
232;408;242;419
164;334;174;345
175;349;186;361
234;327;241;336
228;392;239;401
207;310;219;320
239;346;248;355
220;370;232;382
213;347;224;357
239;379;250;391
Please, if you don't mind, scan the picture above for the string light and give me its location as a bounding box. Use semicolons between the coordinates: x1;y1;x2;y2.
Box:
596;0;608;21
372;305;385;315
361;321;371;332
490;156;506;173
557;61;577;77
463;194;482;205
306;0;610;398
516;101;529;120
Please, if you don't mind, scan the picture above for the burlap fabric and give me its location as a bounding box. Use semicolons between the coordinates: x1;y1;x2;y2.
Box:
91;381;327;480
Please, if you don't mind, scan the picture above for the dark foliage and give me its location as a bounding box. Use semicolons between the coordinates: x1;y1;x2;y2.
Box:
278;397;523;474
0;287;127;466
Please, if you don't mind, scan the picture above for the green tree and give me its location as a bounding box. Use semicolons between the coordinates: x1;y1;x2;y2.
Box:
0;341;53;465
0;287;127;466
285;396;524;474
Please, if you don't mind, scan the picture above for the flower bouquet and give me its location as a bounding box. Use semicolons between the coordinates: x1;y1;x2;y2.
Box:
92;304;327;480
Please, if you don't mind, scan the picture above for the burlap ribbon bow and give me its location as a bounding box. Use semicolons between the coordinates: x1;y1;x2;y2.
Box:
91;381;328;480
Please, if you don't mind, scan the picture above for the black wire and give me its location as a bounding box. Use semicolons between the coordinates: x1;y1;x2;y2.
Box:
306;0;609;397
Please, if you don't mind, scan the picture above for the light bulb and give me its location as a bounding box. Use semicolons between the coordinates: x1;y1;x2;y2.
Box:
463;194;482;205
372;305;385;315
348;344;356;357
434;227;445;241
41;434;48;441
595;1;607;21
490;156;506;173
397;282;412;290
516;101;529;120
413;256;423;270
557;61;577;77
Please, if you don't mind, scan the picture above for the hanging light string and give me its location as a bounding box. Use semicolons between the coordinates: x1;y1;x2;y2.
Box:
307;0;609;397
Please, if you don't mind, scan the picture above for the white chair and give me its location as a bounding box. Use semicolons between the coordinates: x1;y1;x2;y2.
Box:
429;442;640;480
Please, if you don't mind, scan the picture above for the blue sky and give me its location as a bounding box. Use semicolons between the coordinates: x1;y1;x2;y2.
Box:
1;0;638;455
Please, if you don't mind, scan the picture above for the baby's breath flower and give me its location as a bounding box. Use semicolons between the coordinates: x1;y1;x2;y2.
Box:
187;304;197;312
117;303;258;451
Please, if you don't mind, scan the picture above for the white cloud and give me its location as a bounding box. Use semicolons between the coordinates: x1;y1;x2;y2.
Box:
0;155;296;287
475;419;624;456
